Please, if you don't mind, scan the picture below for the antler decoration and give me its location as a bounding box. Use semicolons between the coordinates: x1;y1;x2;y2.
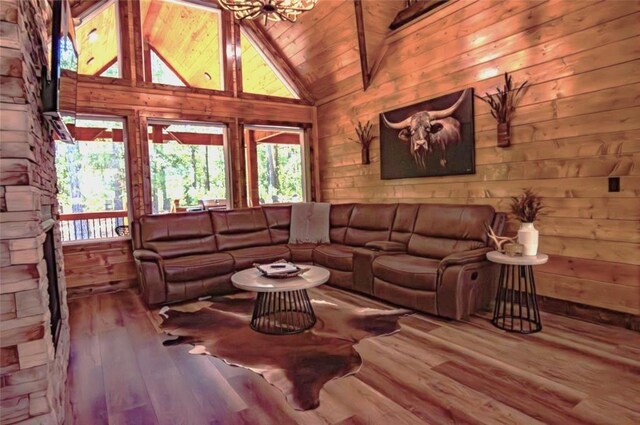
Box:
484;222;516;253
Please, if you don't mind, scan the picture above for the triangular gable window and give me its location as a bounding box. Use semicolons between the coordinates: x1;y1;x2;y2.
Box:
100;61;119;78
75;0;121;78
240;29;299;99
150;50;186;87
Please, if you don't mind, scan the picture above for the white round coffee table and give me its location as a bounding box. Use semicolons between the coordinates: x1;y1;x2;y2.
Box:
487;251;548;334
231;265;330;335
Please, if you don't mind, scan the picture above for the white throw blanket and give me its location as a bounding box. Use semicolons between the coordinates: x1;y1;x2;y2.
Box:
289;202;331;244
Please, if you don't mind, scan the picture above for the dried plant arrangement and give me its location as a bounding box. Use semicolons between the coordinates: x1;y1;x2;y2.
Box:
350;120;376;164
476;72;528;123
510;188;544;223
475;72;527;147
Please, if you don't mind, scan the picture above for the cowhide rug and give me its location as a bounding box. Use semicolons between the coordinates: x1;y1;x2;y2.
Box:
159;290;410;410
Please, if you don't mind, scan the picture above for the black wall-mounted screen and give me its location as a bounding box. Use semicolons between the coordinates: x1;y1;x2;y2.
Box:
42;0;77;143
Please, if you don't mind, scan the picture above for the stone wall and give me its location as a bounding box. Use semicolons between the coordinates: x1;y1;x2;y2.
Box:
1;0;70;424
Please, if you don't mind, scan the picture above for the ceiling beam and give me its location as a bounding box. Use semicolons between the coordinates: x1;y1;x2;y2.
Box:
389;0;448;30
242;20;315;104
70;126;224;145
353;0;371;91
255;132;300;145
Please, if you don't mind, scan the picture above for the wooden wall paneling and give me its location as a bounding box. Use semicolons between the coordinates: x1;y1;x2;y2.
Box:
62;239;137;290
130;0;144;83
117;0;133;82
308;115;321;202
232;17;243;95
230;119;247;208
136;114;152;217
314;0;640;314
142;40;152;81
72;79;315;123
122;111;142;221
245;130;260;207
221;11;236;94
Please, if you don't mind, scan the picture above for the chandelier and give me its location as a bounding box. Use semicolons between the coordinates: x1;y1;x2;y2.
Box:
218;0;318;24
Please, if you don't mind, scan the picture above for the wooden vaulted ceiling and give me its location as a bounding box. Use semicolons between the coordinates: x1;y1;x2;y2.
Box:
261;0;407;101
69;0;414;101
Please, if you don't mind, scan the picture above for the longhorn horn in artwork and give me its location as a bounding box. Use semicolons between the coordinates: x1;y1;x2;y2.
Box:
428;88;471;120
381;113;412;129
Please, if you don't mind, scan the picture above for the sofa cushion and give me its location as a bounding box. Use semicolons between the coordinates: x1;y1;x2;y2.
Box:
344;203;397;247
288;243;316;263
163;253;234;283
140;212;217;258
263;205;291;244
329;204;354;244
211;208;272;251
390;204;420;244
372;254;439;291
166;275;236;303
313;244;354;272
408;204;495;259
227;244;291;270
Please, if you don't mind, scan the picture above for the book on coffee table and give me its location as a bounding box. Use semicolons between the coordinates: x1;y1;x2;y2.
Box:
257;262;300;277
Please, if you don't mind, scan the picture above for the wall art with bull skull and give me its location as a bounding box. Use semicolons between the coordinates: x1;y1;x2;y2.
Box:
380;88;475;179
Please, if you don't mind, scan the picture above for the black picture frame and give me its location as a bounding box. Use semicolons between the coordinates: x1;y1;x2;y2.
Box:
379;88;475;180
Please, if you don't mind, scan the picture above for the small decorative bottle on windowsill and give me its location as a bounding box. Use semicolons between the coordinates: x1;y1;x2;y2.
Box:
510;189;544;256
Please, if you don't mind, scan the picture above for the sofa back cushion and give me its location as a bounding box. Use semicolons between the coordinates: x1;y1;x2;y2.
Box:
140;212;216;258
329;204;355;244
211;208;272;251
390;204;419;244
344;203;397;247
262;205;291;244
408;204;495;259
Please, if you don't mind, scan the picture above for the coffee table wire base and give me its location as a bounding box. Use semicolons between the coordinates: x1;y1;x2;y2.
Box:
251;289;316;335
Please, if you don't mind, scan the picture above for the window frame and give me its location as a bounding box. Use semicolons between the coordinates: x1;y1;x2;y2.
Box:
56;114;133;241
244;124;310;206
145;118;233;214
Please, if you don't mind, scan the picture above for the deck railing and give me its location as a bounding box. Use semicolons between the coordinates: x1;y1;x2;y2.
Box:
59;211;129;241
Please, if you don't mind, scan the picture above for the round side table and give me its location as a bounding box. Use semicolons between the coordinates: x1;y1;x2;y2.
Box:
486;251;548;334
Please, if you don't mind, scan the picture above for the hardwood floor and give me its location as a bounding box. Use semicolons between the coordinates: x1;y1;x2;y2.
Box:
66;287;640;425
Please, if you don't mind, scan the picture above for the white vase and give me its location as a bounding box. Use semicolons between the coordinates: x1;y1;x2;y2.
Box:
517;222;539;256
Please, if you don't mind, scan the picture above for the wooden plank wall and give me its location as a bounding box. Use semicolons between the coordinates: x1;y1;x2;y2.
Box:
316;0;640;315
62;238;137;293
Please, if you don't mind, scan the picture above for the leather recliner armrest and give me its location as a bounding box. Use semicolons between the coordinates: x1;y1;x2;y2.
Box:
437;247;493;277
364;241;407;252
133;249;163;262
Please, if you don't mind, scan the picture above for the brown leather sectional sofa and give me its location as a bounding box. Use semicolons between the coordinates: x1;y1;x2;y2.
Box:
132;203;505;320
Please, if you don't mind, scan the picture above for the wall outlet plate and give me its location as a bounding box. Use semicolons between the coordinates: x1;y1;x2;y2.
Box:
608;176;620;193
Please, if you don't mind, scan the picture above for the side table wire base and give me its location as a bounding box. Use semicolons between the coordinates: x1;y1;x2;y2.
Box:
492;264;542;334
251;289;316;335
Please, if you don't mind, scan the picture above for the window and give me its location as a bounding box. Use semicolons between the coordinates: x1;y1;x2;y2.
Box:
147;121;230;213
55;117;129;241
245;126;307;205
240;29;299;99
150;50;186;87
75;0;121;78
140;0;224;90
